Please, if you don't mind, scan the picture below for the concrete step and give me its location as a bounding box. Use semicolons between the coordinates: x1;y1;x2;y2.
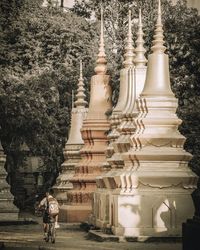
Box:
88;229;182;243
88;229;119;242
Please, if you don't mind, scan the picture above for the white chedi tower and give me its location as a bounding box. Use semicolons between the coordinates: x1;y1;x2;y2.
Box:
103;0;197;237
94;10;135;228
64;7;112;223
94;9;148;229
108;8;147;169
53;61;88;221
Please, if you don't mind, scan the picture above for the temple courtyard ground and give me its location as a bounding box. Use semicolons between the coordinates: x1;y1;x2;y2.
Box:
0;213;182;250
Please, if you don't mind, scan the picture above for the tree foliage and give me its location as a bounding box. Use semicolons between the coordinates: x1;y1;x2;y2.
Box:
72;0;200;176
0;0;98;194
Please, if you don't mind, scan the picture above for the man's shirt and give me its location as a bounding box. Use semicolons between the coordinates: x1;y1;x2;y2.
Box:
39;195;54;210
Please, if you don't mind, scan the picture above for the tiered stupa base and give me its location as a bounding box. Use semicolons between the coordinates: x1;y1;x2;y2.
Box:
0;152;19;221
95;172;196;237
110;186;195;237
59;204;92;222
0;201;19;221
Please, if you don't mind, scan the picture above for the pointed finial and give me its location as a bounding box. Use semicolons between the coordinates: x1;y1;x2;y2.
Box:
94;6;107;75
158;0;162;22
123;9;135;68
139;8;142;23
134;9;147;67
80;59;83;79
72;90;74;108
74;60;87;108
151;0;166;53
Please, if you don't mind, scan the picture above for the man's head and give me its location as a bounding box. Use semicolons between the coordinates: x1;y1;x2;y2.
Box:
45;188;54;197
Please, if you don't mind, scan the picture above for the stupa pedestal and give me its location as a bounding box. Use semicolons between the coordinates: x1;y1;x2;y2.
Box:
65;8;112;223
0;142;19;221
53;61;88;222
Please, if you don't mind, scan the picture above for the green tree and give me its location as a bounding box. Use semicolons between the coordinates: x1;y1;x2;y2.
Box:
0;0;98;203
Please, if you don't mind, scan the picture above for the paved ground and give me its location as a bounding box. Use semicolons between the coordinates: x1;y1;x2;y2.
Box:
0;213;182;250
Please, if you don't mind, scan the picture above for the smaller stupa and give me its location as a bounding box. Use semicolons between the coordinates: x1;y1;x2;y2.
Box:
53;61;88;221
66;7;112;223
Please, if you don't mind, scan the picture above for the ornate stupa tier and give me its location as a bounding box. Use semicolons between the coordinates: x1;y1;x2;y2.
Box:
141;52;173;97
85;75;110;120
102;0;198;237
53;61;88;221
0;142;19;221
65;7;112;223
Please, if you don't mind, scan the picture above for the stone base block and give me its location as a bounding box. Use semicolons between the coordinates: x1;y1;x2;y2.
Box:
95;219;109;229
110;190;194;237
58;204;92;223
0;212;19;221
182;217;200;250
88;229;119;242
112;226;181;238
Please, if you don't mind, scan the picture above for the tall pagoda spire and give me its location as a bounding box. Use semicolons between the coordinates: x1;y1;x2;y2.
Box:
94;6;107;75
74;60;87;108
65;5;112;223
134;9;147;67
123;10;134;68
53;60;88;211
141;0;173;97
151;0;166;53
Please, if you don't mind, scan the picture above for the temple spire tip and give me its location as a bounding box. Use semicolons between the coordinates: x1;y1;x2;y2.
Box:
151;0;166;54
94;5;107;75
74;60;87;108
139;8;142;24
123;8;134;68
134;8;147;67
80;59;83;78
